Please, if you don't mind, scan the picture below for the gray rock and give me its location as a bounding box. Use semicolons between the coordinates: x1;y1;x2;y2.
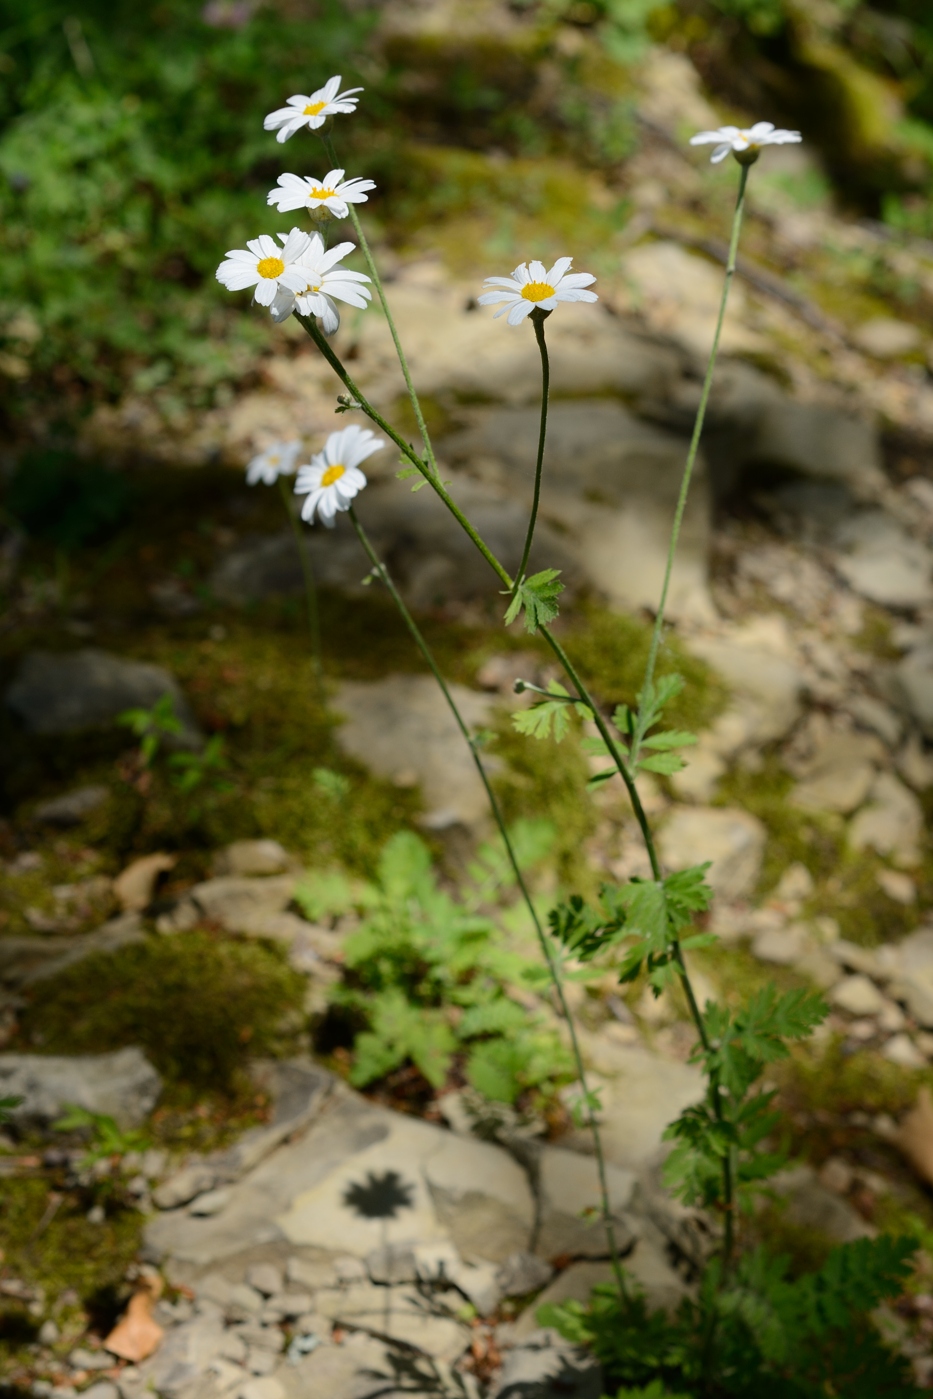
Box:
0;1047;160;1130
890;928;933;1027
313;1281;470;1361
658;806;766;901
496;1252;554;1299
335;675;494;830
187;876;296;934
126;1311;227;1398
833;511;933;609
366;1244;417;1285
442;400;712;621
154;1163;219;1211
790;731;881;815
208;1060;333;1185
32;785;109;825
535;1147;638;1261
741;400;883;491
245;1264;283;1298
274;1332;390;1399
212;841;291;878
752;921;813;967
892;643;933;739
5;649;202;746
7;912;146;989
239;1380;285;1399
882;1032;926;1068
563;1040;703;1172
853;317;922;359
490;1327;602;1399
686;628;804;750
423;1133;535;1263
80;1386;118;1399
830;975;886;1017
188;1188;233;1217
849;772;923;864
771;1166;874;1244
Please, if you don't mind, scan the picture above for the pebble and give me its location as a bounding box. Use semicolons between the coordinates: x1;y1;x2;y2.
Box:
245;1264;282;1298
237;1379;285;1399
68;1348;112;1371
246;1349;278;1376
882;1033;927;1069
38;1319;59;1346
829;974;886;1017
80;1386;118;1399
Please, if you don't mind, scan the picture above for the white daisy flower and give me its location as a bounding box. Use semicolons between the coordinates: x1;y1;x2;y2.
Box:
216;228;310;308
263;75;363;143
246;439;302;486
294;425;384;527
267;169;376;219
476;257;597;327
270;232;372;331
689;120;802;165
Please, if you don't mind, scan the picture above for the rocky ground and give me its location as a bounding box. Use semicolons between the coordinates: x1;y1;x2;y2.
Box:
7;20;933;1398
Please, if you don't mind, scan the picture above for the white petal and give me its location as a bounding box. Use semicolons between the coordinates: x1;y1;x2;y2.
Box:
253;278;279;307
217;261;259;290
710;143;732;164
546;256;574;284
528;259;548;283
556;271;596;289
318;296;340;333
748;121;775;138
506;301;534;326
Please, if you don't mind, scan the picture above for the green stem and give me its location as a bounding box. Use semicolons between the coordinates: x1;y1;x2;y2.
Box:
299;313;512;589
348;505;628;1295
322;131;440;481
513;309;551;594
279;475;325;706
634;163;749;764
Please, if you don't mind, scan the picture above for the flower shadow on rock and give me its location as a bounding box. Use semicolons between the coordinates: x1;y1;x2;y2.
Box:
342;1168;416;1221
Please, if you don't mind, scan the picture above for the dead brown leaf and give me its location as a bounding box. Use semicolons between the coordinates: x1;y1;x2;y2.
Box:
113;852;176;912
104;1276;165;1362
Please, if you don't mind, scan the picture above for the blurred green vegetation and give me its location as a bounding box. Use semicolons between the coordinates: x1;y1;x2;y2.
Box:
4;0;933;432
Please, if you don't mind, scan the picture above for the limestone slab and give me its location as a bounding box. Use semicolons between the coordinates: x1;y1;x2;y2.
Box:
423;1134;535;1262
535;1147;638;1261
658;806;766;901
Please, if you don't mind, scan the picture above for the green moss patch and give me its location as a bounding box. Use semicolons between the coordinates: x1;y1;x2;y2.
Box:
562;603;728;735
17;931;305;1096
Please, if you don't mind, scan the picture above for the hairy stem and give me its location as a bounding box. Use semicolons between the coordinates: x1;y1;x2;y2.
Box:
348;504;628;1293
322;131;440;481
513;309;551;593
279;475;325;705
633;163;749;764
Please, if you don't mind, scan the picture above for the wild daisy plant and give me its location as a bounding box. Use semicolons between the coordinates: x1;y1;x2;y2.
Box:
217;80;920;1376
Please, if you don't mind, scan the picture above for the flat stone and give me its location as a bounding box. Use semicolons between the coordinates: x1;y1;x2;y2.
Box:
80;1385;118;1399
0;1047;160;1130
564;1040;703;1172
132;1311;227;1398
188;876;296;934
276;1112;450;1257
154;1164;220;1211
830;975;886;1018
245;1264;282;1298
212;842;291;878
335;675;494;830
497;1252;554;1299
273;1332;394;1399
790;731;880;814
313;1281;470;1361
424;1134;535;1262
33;785;109;825
4;648;202;746
853;317;923;359
189;1188;234;1218
0;912;145;989
620;240;760;360
238;1381;285;1399
535;1147;638;1261
209;1061;333;1184
771;1166;874;1244
834;511;933;609
890;928;933;1027
624;1238;689;1312
741;400;883;491
687;625;804;750
849;772;923;865
892;643;933;739
658;806;766;901
441;400;712;620
489;1326;602;1399
513;1263;614;1340
882;1033;927;1068
752;921;812;967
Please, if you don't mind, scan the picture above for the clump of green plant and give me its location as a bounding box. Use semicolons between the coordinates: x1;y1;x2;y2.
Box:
18;931;305;1095
298;825;574;1106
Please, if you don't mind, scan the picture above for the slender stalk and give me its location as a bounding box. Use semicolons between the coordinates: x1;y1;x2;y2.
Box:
279;476;325;705
322;131;440;481
633;163;749;763
513;309;551;595
348;504;628;1293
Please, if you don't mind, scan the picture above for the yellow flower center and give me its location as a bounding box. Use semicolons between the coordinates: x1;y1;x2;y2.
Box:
521;281;555;302
321;463;346;487
308;186;336;201
303;100;327;116
257;256;285;280
268;454;280;464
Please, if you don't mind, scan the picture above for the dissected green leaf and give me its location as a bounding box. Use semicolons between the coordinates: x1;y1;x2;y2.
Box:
504;568;565;633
